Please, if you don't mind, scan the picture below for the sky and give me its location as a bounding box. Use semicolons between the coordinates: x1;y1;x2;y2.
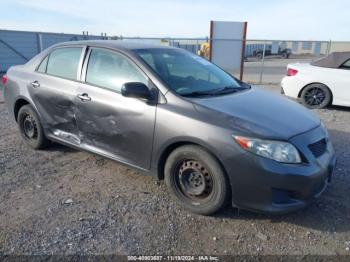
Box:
1;0;349;41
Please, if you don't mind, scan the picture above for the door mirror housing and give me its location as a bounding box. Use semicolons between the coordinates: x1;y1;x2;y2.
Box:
121;82;152;100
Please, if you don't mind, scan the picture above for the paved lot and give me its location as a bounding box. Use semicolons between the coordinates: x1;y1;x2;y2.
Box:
0;85;350;255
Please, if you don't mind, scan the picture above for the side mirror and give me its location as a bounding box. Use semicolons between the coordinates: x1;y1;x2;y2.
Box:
121;82;152;100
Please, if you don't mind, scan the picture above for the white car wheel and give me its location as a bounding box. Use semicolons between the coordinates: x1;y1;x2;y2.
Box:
300;84;332;109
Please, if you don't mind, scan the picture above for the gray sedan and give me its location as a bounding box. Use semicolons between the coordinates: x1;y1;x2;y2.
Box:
2;41;336;215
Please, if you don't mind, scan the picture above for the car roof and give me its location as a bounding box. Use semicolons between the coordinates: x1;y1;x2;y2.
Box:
311;51;350;68
54;40;176;51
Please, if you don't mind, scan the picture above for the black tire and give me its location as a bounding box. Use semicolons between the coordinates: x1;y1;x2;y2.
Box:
17;105;49;149
164;145;230;215
281;52;288;59
256;53;263;59
300;83;332;109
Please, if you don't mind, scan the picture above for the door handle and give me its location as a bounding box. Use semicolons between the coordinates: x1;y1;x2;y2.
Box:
31;81;40;88
77;93;91;102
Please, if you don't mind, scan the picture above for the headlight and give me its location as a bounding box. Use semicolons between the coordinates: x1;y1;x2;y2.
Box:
233;136;302;163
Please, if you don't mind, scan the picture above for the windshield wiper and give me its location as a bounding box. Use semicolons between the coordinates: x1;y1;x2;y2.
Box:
181;85;250;97
211;86;249;94
181;91;217;97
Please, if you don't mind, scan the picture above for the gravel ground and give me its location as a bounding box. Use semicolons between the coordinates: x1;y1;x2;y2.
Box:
0;85;349;256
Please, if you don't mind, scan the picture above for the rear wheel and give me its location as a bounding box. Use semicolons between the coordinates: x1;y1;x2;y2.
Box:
164;145;229;215
300;83;331;109
18;105;49;149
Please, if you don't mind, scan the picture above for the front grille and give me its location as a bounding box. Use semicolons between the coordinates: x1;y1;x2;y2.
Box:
308;138;327;158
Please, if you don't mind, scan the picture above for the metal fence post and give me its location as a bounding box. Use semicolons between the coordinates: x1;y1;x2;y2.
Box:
259;42;266;84
37;33;43;52
327;40;332;55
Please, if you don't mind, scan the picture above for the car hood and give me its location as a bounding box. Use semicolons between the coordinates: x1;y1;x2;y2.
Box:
191;86;320;140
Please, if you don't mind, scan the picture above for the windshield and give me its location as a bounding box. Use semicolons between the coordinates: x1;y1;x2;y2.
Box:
135;48;243;96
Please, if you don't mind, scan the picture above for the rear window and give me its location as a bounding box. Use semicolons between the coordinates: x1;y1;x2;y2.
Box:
46;47;82;80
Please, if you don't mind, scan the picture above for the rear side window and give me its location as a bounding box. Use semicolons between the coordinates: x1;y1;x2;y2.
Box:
46;47;82;80
85;48;147;93
37;56;48;73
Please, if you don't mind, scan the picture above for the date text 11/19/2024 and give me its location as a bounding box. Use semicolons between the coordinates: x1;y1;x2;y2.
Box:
127;255;219;261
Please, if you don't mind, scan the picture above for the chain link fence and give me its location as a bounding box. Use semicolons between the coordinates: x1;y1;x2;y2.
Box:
242;39;332;85
2;30;350;85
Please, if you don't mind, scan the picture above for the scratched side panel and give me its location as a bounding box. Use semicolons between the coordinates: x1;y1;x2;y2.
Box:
75;84;157;169
28;73;81;145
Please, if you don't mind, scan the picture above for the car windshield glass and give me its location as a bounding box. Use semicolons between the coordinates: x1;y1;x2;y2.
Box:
135;48;244;96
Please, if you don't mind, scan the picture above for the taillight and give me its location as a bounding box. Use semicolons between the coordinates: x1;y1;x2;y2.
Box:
1;74;7;85
287;68;298;76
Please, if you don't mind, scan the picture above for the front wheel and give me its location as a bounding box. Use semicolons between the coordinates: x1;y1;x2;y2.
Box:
17;105;49;149
164;145;230;215
300;83;331;109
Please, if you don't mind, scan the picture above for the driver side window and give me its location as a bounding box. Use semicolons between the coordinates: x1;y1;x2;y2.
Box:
85;48;148;93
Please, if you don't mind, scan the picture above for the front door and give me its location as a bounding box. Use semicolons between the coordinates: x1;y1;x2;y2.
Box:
75;47;157;169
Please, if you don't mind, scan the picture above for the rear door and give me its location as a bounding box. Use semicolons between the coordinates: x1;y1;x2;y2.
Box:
29;46;86;145
75;47;157;169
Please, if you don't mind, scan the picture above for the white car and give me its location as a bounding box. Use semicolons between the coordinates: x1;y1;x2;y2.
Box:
281;52;350;108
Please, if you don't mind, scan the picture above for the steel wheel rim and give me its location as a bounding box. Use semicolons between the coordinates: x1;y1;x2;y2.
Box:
22;114;38;139
175;159;214;202
304;87;326;106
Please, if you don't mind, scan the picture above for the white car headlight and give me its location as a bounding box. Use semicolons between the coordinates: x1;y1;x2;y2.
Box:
233;136;302;163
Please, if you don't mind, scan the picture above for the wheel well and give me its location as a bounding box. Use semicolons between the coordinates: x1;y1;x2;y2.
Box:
14;99;30;122
298;82;333;104
157;141;225;181
157;142;191;180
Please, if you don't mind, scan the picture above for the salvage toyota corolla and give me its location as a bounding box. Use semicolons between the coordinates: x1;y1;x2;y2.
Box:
2;40;336;215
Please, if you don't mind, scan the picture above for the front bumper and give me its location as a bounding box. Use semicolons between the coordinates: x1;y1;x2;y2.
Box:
223;125;336;214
